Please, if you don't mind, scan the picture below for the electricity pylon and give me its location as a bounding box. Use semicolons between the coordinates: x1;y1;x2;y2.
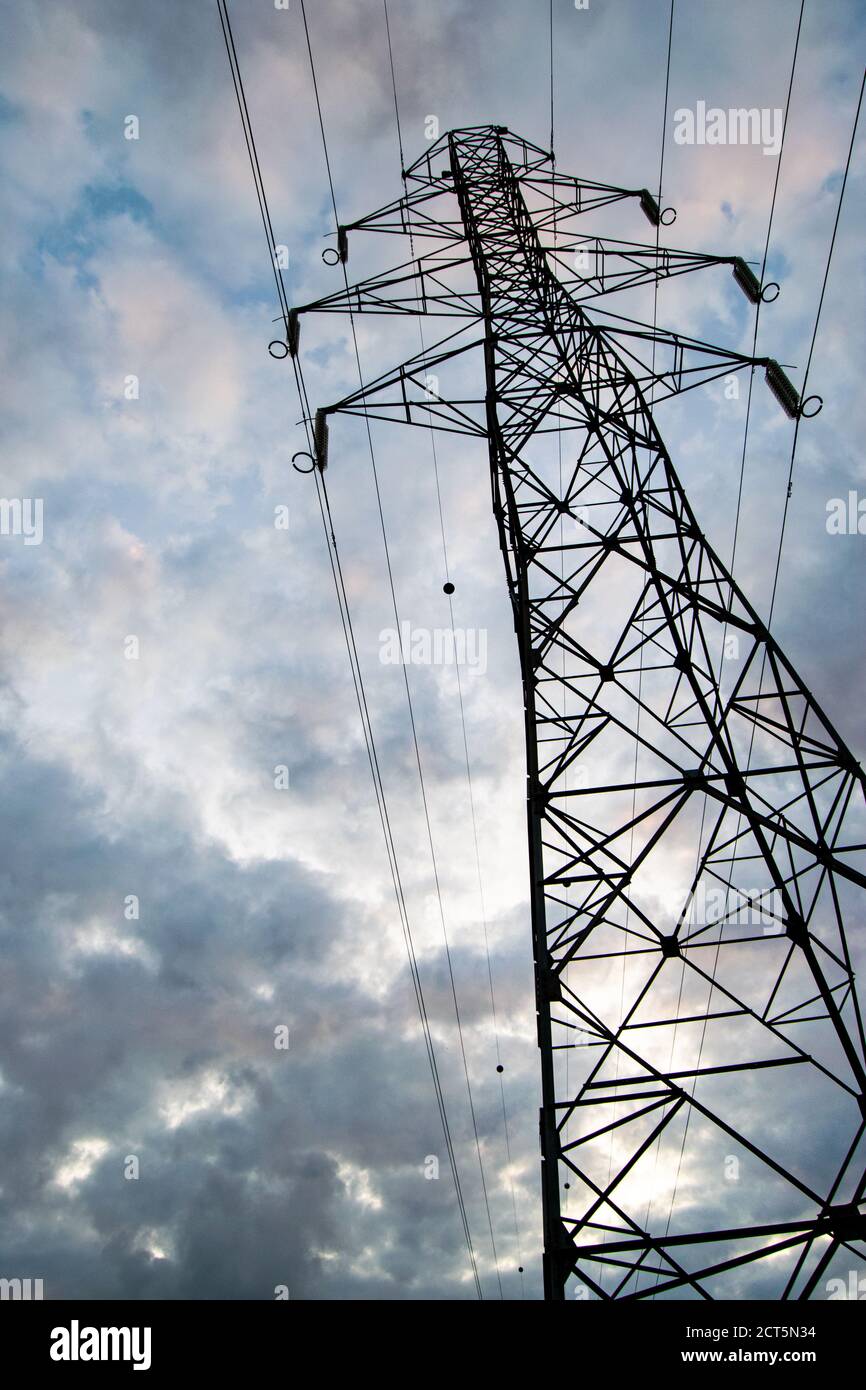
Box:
286;126;866;1300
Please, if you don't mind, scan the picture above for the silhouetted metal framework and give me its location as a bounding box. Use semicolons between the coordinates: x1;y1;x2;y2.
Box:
287;126;866;1300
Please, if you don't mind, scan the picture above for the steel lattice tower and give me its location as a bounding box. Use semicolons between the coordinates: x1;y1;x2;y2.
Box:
286;126;866;1300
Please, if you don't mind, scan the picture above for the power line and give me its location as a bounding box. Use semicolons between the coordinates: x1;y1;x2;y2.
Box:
728;0;806;588
549;0;555;156
299;0;504;1298
657;1;675;206
767;62;865;625
653;6;838;1288
648;0;674;399
383;0;406;172
382;0;525;1297
216;0;290;332
216;0;483;1299
630;0;675;1286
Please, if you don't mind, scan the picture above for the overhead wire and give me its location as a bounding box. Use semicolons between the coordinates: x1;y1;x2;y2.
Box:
724;0;806;610
617;0;674;1290
299;0;504;1297
382;0;525;1295
651;6;861;1292
549;0;571;1237
649;0;805;1286
659;57;864;1294
748;65;865;1297
766;62;865;625
549;0;555;157
216;0;291;333
216;0;483;1298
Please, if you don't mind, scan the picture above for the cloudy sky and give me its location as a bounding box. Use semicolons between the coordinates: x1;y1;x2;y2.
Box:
0;0;864;1301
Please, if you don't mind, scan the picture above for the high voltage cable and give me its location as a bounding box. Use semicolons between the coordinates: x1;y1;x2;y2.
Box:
548;4;678;1291
298;0;503;1297
216;0;290;332
549;0;555;155
650;0;804;1280
656;3;675;207
222;0;482;1300
633;0;803;1289
679;20;858;1163
653;3;841;1289
625;0;674;1290
383;0;524;1295
694;82;866;1265
648;0;674;399
305;381;484;1299
300;0;502;1296
216;0;483;1299
383;0;405;171
549;0;570;1254
767;62;865;626
728;0;806;589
